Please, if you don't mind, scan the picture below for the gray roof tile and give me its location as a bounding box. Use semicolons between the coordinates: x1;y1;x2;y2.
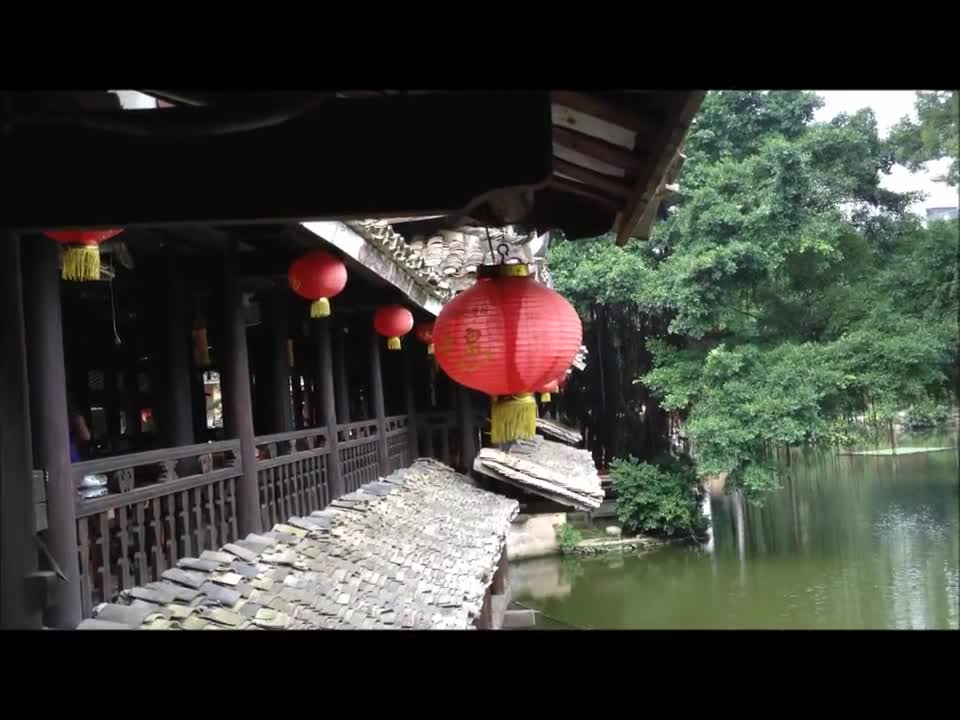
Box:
77;459;516;631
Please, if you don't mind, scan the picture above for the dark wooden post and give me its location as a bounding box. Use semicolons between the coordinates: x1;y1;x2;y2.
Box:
0;230;43;629
456;385;476;474
333;323;351;425
369;328;391;475
163;261;195;448
316;318;344;499
402;343;420;462
219;263;262;535
266;286;293;434
21;236;83;628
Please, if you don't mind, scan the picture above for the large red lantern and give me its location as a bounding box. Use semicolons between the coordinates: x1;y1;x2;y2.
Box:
374;305;414;351
415;321;436;355
288;250;348;318
44;229;124;282
434;263;581;444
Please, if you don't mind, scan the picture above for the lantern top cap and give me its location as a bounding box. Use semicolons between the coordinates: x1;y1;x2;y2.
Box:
477;262;529;279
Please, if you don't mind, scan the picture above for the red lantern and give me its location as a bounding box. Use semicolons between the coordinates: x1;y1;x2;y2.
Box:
374;305;414;351
434;263;581;444
45;229;123;282
415;321;436;355
288;250;348;318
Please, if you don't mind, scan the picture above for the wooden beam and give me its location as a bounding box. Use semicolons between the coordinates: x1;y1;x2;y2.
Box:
554;158;632;199
219;261;262;535
549;177;622;210
456;386;476;474
0;229;43;629
316;318;344;499
552;126;645;174
265;287;294;434
162;261;195;447
332;324;351;425
402;343;420;462
22;237;84;628
616;91;706;245
369;326;391;476
551;91;661;135
2;93;553;231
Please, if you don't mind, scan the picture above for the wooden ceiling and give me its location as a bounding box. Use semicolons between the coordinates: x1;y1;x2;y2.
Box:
2;90;703;243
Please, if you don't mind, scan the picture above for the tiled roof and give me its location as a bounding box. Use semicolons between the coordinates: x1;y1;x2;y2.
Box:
347;221;548;301
473;437;603;512
77;459;518;630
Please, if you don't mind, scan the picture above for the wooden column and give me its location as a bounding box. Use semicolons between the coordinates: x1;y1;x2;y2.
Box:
219;263;262;535
369;328;391;476
21;236;83;628
491;550;509;595
477;587;493;629
0;230;42;629
456;385;476;474
316;318;344;499
163;262;195;448
332;324;351;424
266;286;293;434
402;342;420;461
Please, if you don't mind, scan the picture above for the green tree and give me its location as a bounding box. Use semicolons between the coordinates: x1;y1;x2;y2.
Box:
888;91;959;186
550;91;959;501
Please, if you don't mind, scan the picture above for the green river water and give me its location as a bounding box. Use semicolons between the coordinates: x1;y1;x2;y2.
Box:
511;430;959;630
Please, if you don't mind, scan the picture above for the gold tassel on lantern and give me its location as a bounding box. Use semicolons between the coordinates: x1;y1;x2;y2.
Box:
310;297;331;318
540;392;552;403
490;393;538;445
387;336;402;351
427;342;435;355
62;245;101;281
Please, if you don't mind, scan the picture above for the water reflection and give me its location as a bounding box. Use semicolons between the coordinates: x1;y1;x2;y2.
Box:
512;433;959;630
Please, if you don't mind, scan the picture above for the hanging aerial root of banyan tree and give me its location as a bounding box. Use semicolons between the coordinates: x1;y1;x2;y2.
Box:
61;245;101;281
310;297;331;318
490;393;538;445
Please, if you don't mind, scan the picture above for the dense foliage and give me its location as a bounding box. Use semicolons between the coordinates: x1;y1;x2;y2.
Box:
550;91;958;500
611;455;707;537
888;91;959;186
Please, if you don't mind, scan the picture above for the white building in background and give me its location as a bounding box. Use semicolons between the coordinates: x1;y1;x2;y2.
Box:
926;206;959;222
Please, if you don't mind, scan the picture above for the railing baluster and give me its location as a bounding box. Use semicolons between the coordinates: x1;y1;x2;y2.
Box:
99;511;112;603
77;518;93;618
180;490;192;557
135;501;148;586
151;497;165;580
205;480;216;549
217;479;229;544
228;478;238;540
118;504;132;590
192;487;204;560
165;494;178;567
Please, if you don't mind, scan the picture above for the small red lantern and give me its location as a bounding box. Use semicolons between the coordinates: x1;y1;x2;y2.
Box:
415;321;436;355
434;263;581;444
374;305;414;351
536;378;561;404
45;229;124;282
288;250;348;318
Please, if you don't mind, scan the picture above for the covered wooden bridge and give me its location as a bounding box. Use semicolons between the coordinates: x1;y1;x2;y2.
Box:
0;89;703;629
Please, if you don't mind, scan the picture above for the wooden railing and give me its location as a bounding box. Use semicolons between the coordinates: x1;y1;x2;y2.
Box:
418;412;457;466
72;440;242;617
65;411;463;618
337;420;382;492
254;427;331;530
385;414;412;473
